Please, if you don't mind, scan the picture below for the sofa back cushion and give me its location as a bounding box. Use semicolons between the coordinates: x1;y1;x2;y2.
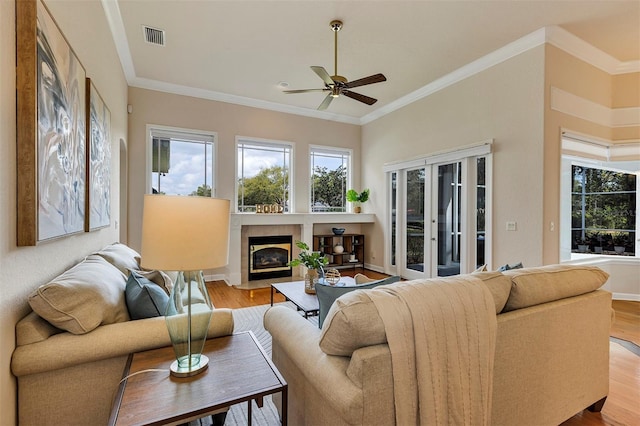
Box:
315;276;401;328
319;272;510;356
28;255;130;334
503;264;609;312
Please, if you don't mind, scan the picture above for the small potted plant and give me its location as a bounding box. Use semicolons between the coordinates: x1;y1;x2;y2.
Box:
288;240;328;294
346;188;370;213
612;232;627;254
575;236;589;253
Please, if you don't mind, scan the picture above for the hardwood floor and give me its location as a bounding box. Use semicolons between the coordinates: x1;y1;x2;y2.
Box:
207;271;640;425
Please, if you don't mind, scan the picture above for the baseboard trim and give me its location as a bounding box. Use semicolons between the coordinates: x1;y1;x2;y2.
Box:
612;293;640;302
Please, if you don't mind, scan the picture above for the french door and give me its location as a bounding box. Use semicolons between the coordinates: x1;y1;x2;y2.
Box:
387;145;491;279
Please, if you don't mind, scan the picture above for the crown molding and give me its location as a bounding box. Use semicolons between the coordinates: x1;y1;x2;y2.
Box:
101;0;135;80
100;0;638;126
129;77;362;125
360;28;547;124
544;26;639;75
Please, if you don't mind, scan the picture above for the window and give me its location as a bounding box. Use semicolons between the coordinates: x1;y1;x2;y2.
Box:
148;127;215;196
310;147;351;212
237;138;292;212
571;164;636;256
560;135;639;260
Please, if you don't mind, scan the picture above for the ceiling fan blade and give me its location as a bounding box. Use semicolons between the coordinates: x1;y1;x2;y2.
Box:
311;66;335;87
318;93;334;110
344;73;387;89
342;90;377;105
283;88;327;94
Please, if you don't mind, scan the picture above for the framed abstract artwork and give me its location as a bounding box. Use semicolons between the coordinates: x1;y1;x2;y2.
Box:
86;79;111;231
16;0;86;245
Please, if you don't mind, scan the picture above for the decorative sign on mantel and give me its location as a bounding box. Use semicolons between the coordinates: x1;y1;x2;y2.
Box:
256;204;284;214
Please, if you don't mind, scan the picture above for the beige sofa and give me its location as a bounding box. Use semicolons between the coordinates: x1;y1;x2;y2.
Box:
264;265;612;425
11;243;234;426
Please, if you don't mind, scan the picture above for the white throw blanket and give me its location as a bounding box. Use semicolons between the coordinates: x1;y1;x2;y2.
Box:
367;276;497;425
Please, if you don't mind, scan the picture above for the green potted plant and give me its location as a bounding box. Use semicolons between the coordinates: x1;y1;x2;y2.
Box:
346;188;370;213
612;232;627;254
288;240;328;294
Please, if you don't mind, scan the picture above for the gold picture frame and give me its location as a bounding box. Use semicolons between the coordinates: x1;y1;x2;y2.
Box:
16;0;87;245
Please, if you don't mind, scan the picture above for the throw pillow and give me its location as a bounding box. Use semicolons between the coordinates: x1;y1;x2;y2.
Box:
315;275;401;328
95;243;141;275
474;264;488;272
497;262;523;272
125;271;170;319
129;269;173;294
502;264;609;312
28;255;130;334
471;271;512;313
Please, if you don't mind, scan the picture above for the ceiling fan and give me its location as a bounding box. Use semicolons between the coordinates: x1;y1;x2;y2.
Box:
284;20;387;111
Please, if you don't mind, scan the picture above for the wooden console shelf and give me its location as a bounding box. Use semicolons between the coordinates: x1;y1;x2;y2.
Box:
313;234;365;270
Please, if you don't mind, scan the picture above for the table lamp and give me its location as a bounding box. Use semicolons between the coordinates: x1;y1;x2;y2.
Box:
140;194;230;377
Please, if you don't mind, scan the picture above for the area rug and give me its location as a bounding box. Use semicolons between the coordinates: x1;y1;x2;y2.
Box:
192;303;305;426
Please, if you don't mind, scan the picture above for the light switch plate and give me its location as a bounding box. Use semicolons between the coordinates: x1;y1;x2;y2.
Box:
506;221;517;231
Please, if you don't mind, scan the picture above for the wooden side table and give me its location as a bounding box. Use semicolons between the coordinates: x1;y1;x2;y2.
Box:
109;331;287;425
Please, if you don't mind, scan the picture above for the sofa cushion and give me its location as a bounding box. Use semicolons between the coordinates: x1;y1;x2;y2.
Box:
125;271;170;319
28;255;130;334
315;276;401;328
502;264;609;312
471;271;512;313
95;243;141;275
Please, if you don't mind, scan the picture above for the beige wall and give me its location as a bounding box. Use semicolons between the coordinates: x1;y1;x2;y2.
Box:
0;1;127;423
362;47;546;271
612;72;640;141
542;45;640;265
542;45;614;265
126;87;361;257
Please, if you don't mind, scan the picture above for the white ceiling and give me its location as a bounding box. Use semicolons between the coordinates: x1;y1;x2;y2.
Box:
104;0;640;124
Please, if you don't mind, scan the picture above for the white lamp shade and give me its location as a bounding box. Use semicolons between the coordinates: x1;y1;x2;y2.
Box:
140;195;230;271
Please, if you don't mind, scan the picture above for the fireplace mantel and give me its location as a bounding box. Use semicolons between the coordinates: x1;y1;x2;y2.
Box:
230;213;375;227
225;213;375;285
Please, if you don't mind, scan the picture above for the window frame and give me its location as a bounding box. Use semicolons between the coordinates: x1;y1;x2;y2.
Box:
235;136;294;213
560;134;640;261
384;141;493;276
146;124;217;197
309;145;353;213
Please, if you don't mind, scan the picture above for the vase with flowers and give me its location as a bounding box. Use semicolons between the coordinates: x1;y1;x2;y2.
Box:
288;240;329;294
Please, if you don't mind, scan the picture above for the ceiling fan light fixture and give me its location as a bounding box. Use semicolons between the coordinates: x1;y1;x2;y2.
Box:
283;19;386;110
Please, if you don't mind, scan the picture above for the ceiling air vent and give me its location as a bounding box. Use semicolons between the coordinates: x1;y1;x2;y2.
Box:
143;25;165;46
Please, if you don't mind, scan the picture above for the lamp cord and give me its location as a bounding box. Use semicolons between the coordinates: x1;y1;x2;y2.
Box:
118;368;169;384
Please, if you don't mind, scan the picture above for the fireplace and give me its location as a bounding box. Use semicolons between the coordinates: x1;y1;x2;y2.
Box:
248;235;292;281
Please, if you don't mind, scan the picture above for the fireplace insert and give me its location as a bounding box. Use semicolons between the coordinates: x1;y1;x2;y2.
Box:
248;235;292;281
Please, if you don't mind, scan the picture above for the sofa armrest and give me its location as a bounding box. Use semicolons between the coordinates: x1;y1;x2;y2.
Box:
264;306;364;421
12;308;233;377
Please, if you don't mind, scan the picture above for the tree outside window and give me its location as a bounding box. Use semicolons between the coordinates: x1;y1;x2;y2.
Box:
237;140;291;212
310;148;351;212
571;165;636;255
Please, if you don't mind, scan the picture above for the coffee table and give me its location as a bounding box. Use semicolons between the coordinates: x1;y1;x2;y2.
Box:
108;331;287;426
270;277;356;318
